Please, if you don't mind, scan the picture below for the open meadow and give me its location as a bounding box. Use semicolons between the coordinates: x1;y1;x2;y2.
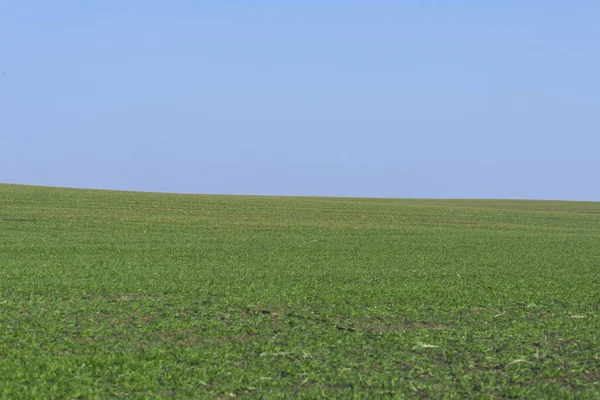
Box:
1;183;599;398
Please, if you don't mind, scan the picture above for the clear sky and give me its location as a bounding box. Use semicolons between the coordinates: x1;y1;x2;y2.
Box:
1;1;598;200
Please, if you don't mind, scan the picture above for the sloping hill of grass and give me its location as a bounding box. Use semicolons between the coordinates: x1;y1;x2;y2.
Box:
1;183;599;398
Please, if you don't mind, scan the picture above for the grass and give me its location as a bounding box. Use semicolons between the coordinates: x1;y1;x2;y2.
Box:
1;183;599;398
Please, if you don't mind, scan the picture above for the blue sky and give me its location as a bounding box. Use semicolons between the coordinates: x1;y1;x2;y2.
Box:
1;1;598;200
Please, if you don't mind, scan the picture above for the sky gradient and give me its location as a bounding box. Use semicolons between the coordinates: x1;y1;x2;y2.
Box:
2;1;599;200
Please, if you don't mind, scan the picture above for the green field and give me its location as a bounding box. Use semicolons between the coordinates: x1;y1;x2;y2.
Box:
1;183;599;398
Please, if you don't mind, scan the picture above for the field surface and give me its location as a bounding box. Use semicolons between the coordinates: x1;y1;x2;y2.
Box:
1;183;599;398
